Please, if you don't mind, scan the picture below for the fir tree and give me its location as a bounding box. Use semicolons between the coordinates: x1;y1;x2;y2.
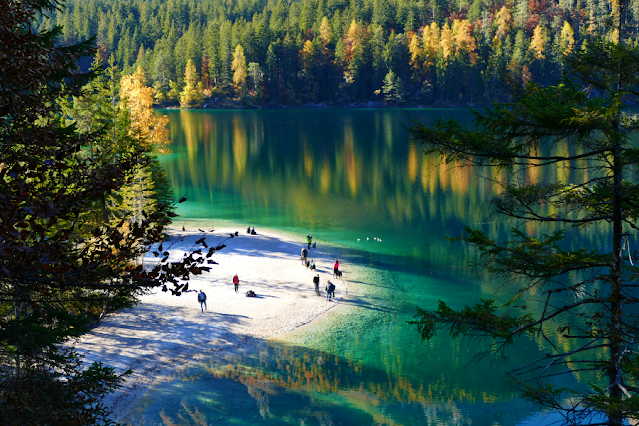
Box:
407;0;639;423
381;68;404;102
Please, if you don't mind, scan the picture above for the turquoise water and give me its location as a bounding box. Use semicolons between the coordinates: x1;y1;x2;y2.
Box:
122;108;581;425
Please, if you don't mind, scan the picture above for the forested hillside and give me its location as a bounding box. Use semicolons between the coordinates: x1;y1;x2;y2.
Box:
38;0;639;106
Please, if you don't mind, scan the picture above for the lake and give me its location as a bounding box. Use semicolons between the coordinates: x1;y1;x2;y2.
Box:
121;108;588;425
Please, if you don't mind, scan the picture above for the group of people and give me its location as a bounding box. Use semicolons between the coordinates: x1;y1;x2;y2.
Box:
196;232;343;313
308;255;341;301
303;233;343;301
312;274;336;300
301;247;316;270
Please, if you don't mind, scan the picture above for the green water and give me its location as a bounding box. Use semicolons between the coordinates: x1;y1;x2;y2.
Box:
122;108;586;425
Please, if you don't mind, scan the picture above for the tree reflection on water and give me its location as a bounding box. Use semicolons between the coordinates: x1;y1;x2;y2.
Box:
126;339;537;426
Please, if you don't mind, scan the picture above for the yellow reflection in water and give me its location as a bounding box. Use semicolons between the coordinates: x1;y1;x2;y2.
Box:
303;138;314;179
450;162;469;195
343;126;358;196
233;117;248;176
179;110;204;190
408;146;418;183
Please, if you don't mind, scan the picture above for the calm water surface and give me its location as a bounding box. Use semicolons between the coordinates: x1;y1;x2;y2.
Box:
121;109;595;425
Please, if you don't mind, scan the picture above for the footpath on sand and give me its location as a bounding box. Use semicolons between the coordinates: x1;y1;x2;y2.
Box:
72;226;351;417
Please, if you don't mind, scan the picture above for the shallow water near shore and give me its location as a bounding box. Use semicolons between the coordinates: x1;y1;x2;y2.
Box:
118;108;600;425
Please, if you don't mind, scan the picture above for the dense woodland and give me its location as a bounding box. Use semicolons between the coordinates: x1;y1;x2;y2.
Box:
0;0;219;420
38;0;639;106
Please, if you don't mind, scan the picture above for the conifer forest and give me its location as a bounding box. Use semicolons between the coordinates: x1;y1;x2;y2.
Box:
37;0;628;106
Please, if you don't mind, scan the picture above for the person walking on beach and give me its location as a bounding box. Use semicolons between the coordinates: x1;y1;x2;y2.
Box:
325;280;335;301
333;259;339;275
313;274;320;296
307;234;312;249
301;247;308;265
198;290;207;312
233;274;239;293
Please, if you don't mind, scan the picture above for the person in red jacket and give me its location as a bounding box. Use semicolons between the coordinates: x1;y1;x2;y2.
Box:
333;259;339;276
233;274;239;293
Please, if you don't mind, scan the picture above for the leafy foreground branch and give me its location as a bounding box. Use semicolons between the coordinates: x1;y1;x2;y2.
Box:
0;0;218;423
407;1;639;424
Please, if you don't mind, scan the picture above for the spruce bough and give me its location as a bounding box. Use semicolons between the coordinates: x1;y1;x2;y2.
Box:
407;1;639;424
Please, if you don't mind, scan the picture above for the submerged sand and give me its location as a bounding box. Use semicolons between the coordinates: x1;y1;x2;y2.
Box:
72;226;350;418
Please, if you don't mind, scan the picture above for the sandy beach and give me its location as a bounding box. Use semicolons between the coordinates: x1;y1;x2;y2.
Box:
72;225;349;418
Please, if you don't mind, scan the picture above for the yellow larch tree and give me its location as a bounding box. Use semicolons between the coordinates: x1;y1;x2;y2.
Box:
495;6;512;39
179;58;204;108
492;35;502;50
408;32;423;76
586;10;596;35
452;19;477;63
232;44;248;98
345;20;364;83
529;25;546;60
301;39;315;74
422;22;440;68
120;66;170;153
346;20;363;54
319;16;332;46
440;23;453;60
560;21;575;55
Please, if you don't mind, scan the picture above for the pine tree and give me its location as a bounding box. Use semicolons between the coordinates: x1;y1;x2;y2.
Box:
514;0;530;30
108;163;157;227
247;62;263;98
381;68;404;103
407;0;639;423
369;24;387;89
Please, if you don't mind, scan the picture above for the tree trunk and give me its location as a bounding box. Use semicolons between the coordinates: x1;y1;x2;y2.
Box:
609;136;624;426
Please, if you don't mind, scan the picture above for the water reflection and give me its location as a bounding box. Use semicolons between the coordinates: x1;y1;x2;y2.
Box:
124;340;538;426
161;109;514;267
162;109;606;258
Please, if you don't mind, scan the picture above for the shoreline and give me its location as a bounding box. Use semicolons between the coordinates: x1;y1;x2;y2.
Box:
158;103;475;111
72;225;354;420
